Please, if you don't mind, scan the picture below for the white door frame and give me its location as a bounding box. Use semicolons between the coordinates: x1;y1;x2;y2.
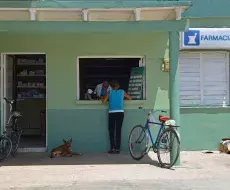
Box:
0;52;48;149
0;53;6;135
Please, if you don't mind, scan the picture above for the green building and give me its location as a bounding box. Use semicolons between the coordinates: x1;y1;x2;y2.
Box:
0;0;229;154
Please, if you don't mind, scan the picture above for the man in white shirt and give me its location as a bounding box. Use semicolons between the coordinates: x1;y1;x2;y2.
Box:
94;81;112;100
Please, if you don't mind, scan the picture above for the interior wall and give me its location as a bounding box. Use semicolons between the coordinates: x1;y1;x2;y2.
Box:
17;100;46;135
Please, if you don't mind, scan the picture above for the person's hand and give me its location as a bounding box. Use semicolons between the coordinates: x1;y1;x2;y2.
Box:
102;93;109;103
100;96;105;100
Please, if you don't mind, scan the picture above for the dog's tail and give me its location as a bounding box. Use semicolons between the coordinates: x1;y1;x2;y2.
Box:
72;152;82;156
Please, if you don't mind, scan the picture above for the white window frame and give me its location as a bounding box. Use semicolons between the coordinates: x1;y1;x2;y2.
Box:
76;56;146;101
179;51;229;107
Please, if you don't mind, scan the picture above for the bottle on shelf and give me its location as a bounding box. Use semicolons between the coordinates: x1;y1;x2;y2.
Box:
16;57;46;101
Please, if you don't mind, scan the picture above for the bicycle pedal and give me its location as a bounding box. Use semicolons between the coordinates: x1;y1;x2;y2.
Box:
153;149;157;153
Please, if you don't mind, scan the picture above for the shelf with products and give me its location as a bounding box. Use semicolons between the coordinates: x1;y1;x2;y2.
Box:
15;56;46;102
17;89;46;100
10;54;47;136
17;86;46;89
17;97;45;101
17;63;46;66
17;74;46;77
17;69;45;76
17;57;45;66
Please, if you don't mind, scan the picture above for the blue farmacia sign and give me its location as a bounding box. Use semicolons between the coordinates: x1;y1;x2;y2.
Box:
181;28;230;49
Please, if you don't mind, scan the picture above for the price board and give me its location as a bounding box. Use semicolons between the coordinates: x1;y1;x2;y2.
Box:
127;67;144;100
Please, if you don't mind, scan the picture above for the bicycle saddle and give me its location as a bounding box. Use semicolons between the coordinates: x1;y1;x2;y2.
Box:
159;115;170;123
12;111;22;117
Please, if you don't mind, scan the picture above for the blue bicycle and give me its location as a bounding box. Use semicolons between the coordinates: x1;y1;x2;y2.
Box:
128;107;180;169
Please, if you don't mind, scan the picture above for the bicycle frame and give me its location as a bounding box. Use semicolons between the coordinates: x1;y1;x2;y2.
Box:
145;120;165;149
2;102;14;134
135;107;171;150
129;108;180;168
4;98;20;131
6;101;14;127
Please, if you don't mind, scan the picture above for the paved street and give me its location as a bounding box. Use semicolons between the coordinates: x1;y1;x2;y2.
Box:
0;151;229;190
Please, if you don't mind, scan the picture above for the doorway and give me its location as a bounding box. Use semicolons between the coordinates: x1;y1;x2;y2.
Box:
1;53;47;152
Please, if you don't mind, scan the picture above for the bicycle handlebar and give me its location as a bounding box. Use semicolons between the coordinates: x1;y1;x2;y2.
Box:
4;97;14;105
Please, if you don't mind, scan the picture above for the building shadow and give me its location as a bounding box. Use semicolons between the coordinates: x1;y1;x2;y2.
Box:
0;152;162;168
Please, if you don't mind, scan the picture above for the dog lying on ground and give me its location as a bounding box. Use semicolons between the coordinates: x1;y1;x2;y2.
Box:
219;138;230;154
50;138;82;158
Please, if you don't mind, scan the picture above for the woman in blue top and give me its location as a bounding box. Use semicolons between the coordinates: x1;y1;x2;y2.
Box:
102;80;132;154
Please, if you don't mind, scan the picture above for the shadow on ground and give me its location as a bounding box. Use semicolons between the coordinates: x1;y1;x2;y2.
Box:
0;152;161;167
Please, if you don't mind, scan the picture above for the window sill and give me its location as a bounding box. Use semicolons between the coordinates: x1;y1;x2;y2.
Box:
75;100;146;108
180;106;230;109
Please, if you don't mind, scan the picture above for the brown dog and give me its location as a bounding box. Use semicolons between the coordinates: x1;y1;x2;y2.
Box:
50;138;82;158
219;138;230;154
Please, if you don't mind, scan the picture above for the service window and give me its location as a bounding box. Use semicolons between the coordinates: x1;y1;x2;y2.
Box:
77;57;146;100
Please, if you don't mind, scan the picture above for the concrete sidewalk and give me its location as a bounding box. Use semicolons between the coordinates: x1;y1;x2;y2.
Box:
0;151;229;189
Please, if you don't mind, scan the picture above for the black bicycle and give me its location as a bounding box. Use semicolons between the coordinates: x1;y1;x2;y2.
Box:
4;98;23;156
0;132;12;162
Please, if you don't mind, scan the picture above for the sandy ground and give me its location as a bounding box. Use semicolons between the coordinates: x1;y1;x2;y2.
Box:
0;151;229;190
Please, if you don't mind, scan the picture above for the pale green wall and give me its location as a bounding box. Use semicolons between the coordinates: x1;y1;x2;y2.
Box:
1;31;230;152
0;33;169;110
0;32;170;152
180;0;230;151
180;0;230;150
181;108;230;150
1;0;230;152
183;0;230;18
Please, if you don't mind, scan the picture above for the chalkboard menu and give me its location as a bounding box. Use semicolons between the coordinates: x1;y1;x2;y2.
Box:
128;67;144;100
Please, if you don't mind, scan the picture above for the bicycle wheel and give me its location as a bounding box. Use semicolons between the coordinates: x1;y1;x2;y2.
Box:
156;128;180;169
11;129;22;156
128;125;149;160
0;136;12;162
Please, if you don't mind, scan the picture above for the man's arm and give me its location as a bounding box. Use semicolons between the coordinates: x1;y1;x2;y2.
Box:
102;92;110;103
124;92;132;100
108;86;112;91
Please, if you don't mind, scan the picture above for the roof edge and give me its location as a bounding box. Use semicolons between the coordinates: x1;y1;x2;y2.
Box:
0;1;193;9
